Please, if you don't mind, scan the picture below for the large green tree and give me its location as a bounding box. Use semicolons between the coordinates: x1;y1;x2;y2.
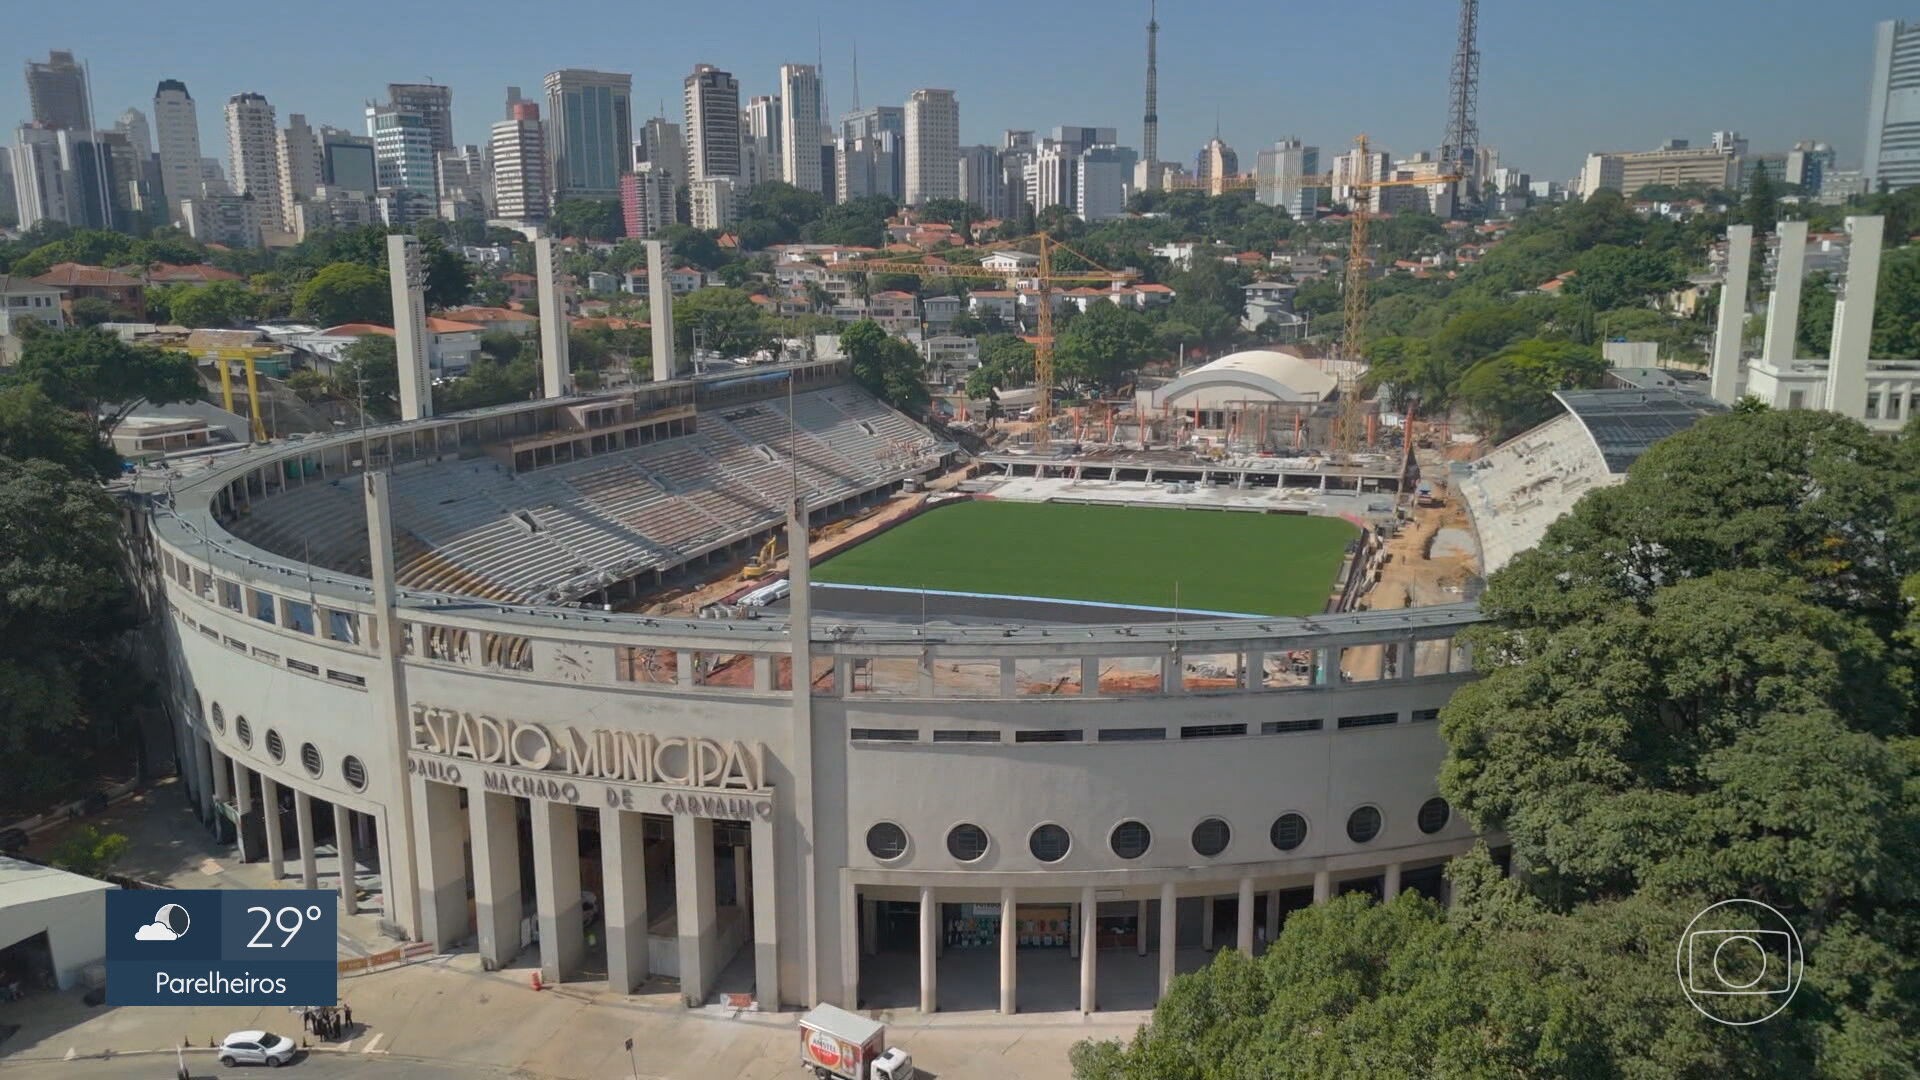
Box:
1055;301;1156;390
1453;338;1605;441
547;198;625;242
7;325;199;437
674;287;774;358
840;320;929;413
293;262;391;327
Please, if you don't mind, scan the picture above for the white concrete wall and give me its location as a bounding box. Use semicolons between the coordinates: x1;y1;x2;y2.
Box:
0;881;112;990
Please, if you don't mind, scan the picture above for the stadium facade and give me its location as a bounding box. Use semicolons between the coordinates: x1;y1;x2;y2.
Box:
145;355;1488;1016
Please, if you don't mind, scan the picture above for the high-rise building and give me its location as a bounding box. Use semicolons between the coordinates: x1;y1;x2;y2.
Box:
199;158;230;196
1331;146;1390;204
1255;139;1322;219
437;145;490;220
386;83;455;153
779;65;824;193
276;113;323;231
1578;140;1739;199
689;176;738;230
745;95;782;189
153;79;202;219
1195;136;1239;194
545;69;633;200
684;65;742;183
904;89;959;206
620;161;674;239
958;144;1006;219
1076;144;1137;222
365;103;437;200
1784;141;1836;196
25;51;90;132
0;154;15;227
1866;19;1920;193
116;108;152;160
225;93;283;229
638;115;685;182
489;100;547;227
319;126;376;192
11;126;71;228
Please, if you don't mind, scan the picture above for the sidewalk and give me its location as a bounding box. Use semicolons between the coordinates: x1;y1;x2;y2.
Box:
0;955;1147;1079
21;778;404;960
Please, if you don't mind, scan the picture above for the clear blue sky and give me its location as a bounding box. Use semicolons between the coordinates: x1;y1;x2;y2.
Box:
4;0;1904;183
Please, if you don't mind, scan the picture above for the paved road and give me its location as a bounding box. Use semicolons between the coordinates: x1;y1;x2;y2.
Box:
0;1054;519;1079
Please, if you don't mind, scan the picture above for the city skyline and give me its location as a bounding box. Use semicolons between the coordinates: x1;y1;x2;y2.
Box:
4;0;1903;186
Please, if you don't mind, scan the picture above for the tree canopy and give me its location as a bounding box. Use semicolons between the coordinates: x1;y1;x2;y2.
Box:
293;262;391;327
840;320;929;413
6;325;199;436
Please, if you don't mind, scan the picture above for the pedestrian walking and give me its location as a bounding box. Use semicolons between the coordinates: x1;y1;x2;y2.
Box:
342;1003;353;1029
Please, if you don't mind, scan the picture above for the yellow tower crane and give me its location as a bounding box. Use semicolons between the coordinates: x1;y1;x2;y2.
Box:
212;346;276;443
845;234;1135;451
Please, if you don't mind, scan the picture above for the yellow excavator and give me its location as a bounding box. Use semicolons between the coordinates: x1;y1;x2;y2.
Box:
741;536;783;580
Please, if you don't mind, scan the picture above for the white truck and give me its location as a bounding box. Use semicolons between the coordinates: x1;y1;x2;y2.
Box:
797;1004;914;1080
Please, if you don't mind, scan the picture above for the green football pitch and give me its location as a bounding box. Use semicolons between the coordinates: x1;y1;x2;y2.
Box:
814;500;1359;616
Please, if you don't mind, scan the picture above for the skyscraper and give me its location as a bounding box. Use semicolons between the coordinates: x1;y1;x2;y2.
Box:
386;84;455;153
958;144;1006;219
116;108;153;160
1196;136;1239;194
638;115;686;182
225;92;283;228
684;65;742;183
490;100;547;227
25;51;90;132
153;79;202;219
779;64;824;193
620;161;674;239
1865;19;1920;193
277;113;322;231
365;103;437;200
1256;139;1321;219
319;127;376;192
904;89;959;206
837;106;904;203
545;69;633;200
11;126;72;228
745;95;782;189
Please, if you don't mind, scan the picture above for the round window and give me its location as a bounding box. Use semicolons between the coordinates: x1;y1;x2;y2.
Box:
1418;797;1451;835
1110;820;1152;860
1028;824;1071;863
300;742;323;778
342;756;368;792
235;716;252;748
1347;805;1382;844
210;703;225;732
946;824;990;862
1270;812;1309;852
866;822;908;861
265;729;285;763
1191;817;1231;857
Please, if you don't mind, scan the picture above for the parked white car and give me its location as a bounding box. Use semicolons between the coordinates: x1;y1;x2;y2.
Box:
218;1030;297;1067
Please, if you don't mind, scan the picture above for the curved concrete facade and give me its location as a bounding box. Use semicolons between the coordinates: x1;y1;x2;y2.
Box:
143;394;1487;1015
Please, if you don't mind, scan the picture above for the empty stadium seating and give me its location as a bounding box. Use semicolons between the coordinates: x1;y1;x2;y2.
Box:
1456;413;1616;575
226;386;951;604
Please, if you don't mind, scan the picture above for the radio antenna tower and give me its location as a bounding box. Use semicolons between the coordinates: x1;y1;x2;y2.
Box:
1142;0;1160;190
1439;0;1480;205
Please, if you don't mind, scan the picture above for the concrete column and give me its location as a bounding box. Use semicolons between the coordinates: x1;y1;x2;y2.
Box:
1826;215;1885;418
733;846;750;912
840;876;860;1010
999;658;1017;697
1136;899;1149;956
333;803;358;915
861;897;879;956
1265;889;1282;943
1246;649;1266;689
1709;224;1753;405
1384;862;1403;901
185;733;211;821
261;777;285;881
1079;886;1097;1014
293;791;318;890
1763;219;1809;363
231;759;253;814
750;815;780;1010
601;807;649;993
386;235;432;420
469;790;523;969
1080;656;1099;695
1237;878;1255;954
645;240;677;382
674;814;717;1006
998;886;1017;1015
411;777;469;952
1069;898;1081;960
530;801;584;984
919;885;938;1014
1200;892;1214;950
210;747;231;803
535;238;571;397
1313;870;1331;905
1157;881;1177;999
